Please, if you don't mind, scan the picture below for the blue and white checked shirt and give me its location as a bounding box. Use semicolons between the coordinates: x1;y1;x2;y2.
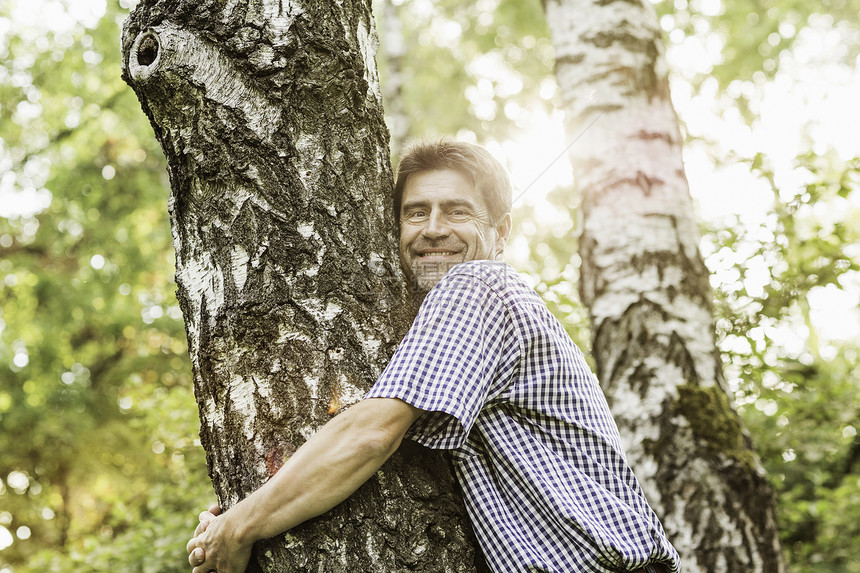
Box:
366;261;680;573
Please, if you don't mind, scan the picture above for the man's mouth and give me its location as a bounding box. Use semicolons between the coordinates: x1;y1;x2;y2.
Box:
415;249;460;261
416;249;460;258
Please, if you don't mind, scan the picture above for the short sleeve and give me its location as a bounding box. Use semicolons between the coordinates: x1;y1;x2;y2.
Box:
365;267;518;450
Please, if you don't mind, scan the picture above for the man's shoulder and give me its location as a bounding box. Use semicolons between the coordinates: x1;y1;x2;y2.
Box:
421;261;539;316
437;261;561;327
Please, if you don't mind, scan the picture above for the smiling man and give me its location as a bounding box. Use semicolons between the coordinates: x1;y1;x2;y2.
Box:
396;148;511;294
186;139;680;573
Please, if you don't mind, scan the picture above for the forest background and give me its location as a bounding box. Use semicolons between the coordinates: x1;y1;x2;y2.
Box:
0;0;858;571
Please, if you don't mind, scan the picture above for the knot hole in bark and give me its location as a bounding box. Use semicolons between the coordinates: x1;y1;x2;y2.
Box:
137;34;159;66
129;30;162;82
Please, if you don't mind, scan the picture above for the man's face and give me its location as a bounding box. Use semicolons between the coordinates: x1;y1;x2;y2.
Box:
399;169;511;292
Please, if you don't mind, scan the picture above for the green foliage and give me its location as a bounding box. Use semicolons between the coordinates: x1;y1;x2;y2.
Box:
375;0;555;146
0;0;211;569
654;0;860;88
707;154;860;571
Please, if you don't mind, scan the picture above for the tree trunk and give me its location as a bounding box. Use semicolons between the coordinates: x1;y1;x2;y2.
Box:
543;1;786;571
120;1;483;571
380;0;409;157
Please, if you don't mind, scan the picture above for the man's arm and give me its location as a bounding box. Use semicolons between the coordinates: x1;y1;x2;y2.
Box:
186;397;422;573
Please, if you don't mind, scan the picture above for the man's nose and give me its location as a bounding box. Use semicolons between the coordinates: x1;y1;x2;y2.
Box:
421;211;450;239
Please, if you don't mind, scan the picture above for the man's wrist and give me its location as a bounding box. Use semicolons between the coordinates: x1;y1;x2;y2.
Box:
222;502;259;548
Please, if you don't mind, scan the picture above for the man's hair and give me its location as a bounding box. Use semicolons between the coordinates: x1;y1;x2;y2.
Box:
393;138;513;224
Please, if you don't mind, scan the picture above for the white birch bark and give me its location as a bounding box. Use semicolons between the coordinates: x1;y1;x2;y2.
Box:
543;0;786;571
380;0;409;156
121;1;485;571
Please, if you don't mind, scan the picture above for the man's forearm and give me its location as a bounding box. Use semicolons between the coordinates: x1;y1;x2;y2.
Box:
221;397;420;545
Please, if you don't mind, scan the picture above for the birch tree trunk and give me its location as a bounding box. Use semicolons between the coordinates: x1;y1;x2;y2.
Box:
380;0;409;157
120;1;483;571
543;1;786;571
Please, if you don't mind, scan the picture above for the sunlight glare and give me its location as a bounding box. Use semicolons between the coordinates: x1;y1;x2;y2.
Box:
499;110;572;207
10;0;106;34
0;527;12;551
661;17;860;345
808;284;860;342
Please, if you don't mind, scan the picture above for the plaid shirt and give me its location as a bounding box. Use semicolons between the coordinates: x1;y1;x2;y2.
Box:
366;261;680;572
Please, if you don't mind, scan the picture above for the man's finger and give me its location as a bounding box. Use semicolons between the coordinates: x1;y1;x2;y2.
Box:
194;519;211;537
198;510;215;523
208;503;222;515
186;535;201;555
187;547;205;567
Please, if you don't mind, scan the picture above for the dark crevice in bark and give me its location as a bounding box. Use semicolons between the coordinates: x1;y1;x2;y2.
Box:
633;129;676;144
555;52;586;67
594;298;689;399
576;26;669;100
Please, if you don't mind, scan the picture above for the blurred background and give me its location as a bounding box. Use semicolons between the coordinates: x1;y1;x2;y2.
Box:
0;0;857;571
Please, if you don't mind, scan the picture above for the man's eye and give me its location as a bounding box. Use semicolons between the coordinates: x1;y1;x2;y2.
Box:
406;210;427;220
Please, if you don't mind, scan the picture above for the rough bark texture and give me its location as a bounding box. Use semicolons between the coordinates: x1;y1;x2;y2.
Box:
543;1;786;571
121;1;484;571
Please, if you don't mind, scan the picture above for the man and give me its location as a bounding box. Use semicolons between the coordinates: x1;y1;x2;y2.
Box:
186;139;681;573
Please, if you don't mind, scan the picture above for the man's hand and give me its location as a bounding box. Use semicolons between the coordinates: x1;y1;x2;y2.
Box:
186;504;253;573
187;504;220;569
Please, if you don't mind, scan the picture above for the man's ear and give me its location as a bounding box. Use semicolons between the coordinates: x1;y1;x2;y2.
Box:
495;213;512;257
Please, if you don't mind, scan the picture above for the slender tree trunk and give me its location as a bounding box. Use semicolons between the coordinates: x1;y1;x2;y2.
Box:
543;1;786;571
380;0;409;157
120;1;483;571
